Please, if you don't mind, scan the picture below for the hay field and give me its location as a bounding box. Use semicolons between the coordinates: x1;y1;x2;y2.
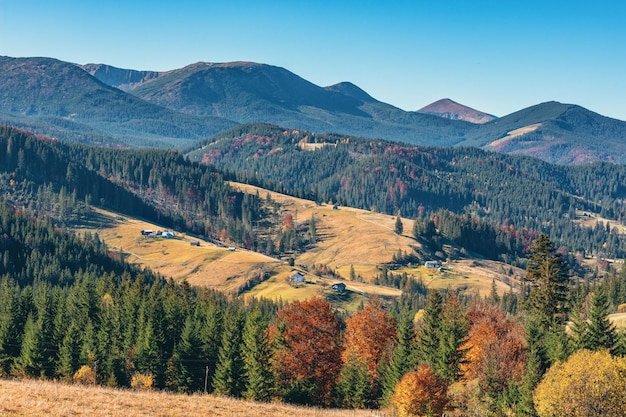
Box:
0;378;389;417
80;208;282;292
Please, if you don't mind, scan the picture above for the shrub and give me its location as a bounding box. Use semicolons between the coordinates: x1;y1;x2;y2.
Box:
73;365;96;385
130;372;154;391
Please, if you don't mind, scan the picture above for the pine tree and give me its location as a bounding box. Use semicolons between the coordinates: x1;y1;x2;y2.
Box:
380;309;415;405
415;290;443;366
241;308;274;401
394;216;403;235
524;234;570;326
433;291;468;384
212;305;245;397
166;314;203;393
585;288;618;353
335;353;372;409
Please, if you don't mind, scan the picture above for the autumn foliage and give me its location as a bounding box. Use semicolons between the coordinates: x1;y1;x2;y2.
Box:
272;298;343;406
461;303;527;393
342;300;397;381
391;364;448;417
534;350;626;417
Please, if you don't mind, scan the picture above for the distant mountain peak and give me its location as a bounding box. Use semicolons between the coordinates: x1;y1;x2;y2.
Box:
418;98;497;124
325;82;377;103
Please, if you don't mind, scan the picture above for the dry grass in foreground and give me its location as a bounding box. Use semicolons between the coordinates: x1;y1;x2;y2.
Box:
0;378;390;417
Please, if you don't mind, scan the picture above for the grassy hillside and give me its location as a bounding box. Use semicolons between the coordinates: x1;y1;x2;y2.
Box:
83;183;519;310
0;379;389;417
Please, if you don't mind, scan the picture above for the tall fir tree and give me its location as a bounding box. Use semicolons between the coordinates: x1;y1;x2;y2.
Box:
212;304;245;397
241;308;274;401
524;234;570;326
585;288;618;353
380;309;416;406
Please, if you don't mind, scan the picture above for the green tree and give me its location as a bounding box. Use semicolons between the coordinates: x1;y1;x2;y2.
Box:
335;353;372;409
524;234;570;326
584;288;618;353
380;309;416;405
241;308;274;401
415;290;443;367
395;216;404;235
212;305;245;397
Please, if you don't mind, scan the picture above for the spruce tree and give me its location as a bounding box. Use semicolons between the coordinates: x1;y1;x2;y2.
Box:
241;308;274;401
585;288;618;353
394;216;403;235
212;305;245;397
335;353;371;409
524;234;569;326
380;309;415;405
415;290;442;366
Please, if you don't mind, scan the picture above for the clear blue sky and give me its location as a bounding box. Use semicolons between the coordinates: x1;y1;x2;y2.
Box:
1;0;625;120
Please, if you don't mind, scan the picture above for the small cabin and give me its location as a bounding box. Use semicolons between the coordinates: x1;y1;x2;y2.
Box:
331;282;346;292
162;231;175;238
424;260;441;268
190;241;200;247
228;247;236;251
290;272;305;283
141;229;153;236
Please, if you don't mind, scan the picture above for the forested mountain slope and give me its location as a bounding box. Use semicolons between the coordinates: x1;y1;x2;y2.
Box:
187;123;626;261
0;125;262;249
0;57;236;147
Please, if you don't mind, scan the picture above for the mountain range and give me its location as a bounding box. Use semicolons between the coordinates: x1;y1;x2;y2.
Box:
2;55;626;164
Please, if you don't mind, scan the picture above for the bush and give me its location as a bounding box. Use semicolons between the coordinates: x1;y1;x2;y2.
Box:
130;372;154;391
73;365;96;385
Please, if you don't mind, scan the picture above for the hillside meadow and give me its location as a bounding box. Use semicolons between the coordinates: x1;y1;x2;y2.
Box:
0;379;390;417
79;183;522;310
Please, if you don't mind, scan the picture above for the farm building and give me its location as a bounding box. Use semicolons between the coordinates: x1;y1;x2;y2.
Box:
424;260;441;268
190;241;200;246
290;272;305;283
331;282;346;292
162;231;175;238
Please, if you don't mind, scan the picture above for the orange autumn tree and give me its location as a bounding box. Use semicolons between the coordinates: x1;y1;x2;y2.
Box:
461;303;527;397
272;298;342;406
343;300;397;379
392;364;448;417
337;299;397;407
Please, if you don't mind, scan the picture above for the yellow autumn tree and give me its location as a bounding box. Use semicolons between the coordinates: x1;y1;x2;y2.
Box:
534;349;626;417
392;364;448;417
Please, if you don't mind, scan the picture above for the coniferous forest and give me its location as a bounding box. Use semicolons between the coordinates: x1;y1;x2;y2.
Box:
3;123;626;416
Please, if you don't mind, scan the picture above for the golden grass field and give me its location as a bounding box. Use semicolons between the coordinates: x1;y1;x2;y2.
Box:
0;378;391;417
80;183;524;306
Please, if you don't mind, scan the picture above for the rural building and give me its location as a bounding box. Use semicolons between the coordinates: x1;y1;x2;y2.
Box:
141;229;153;236
162;231;174;238
331;282;346;292
190;241;200;246
424;260;441;268
290;272;305;283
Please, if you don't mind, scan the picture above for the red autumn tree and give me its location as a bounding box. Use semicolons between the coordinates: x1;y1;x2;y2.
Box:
272;298;342;406
461;302;527;395
342;299;397;381
392;364;448;417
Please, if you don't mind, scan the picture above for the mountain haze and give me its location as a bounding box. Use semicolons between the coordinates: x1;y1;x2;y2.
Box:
0;56;235;147
2;55;626;163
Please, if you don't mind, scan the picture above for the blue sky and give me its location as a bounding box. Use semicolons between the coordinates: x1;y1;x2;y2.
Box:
1;0;625;120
